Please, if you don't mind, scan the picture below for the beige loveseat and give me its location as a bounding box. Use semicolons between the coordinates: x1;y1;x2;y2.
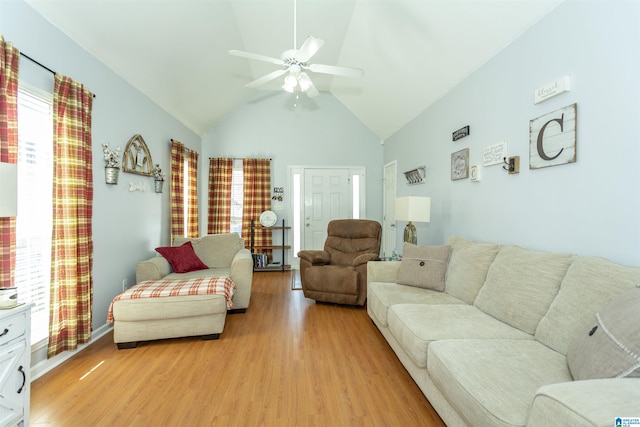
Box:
367;236;640;427
136;233;253;311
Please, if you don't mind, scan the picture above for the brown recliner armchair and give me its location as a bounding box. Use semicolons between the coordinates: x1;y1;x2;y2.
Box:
297;219;382;306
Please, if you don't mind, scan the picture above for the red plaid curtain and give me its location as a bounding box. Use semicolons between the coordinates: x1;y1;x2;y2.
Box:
48;74;94;358
242;158;272;249
186;149;199;238
0;35;19;288
170;139;199;240
170;139;185;241
207;158;232;235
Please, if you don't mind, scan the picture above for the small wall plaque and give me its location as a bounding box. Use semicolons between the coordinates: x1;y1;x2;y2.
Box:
452;125;470;141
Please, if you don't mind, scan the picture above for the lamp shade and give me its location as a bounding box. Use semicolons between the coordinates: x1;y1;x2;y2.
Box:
395;196;430;223
0;162;18;217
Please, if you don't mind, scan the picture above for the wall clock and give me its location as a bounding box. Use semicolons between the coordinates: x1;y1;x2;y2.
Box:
259;210;277;227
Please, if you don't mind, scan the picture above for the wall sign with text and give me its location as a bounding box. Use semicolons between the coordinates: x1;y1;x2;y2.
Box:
529;103;577;170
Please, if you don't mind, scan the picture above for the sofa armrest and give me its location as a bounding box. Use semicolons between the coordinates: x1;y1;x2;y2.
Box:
367;260;402;284
228;248;253;310
353;253;380;267
136;256;172;283
298;250;330;266
527;378;640;427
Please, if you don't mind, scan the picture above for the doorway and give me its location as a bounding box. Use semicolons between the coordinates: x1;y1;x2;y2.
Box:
382;161;397;258
289;166;366;268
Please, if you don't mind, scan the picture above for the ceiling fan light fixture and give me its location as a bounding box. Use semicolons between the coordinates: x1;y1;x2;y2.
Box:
283;74;298;92
298;72;312;92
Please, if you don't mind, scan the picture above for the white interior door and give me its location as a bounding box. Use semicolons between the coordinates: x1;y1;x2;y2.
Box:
303;168;350;250
383;161;397;258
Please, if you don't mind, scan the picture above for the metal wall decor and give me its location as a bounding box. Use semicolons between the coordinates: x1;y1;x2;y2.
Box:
403;166;426;185
122;134;153;176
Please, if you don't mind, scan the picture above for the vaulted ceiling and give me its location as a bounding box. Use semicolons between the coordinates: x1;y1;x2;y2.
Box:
25;0;562;140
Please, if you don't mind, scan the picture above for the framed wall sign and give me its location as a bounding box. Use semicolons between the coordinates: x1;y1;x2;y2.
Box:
451;148;469;181
529;103;577;170
452;125;470;141
483;141;508;166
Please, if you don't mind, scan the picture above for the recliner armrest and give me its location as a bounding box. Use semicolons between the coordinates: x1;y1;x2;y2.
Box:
353;253;380;267
298;250;330;265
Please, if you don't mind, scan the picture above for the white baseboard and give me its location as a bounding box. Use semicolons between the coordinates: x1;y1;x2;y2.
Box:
30;323;113;382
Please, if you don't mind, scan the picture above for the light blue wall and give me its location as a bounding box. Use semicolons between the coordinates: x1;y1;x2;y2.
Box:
202;90;383;236
385;0;640;266
1;0;202;340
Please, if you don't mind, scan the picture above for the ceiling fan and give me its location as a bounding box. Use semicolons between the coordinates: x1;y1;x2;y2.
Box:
229;0;364;98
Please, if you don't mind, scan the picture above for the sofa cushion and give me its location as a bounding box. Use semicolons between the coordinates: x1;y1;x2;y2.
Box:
396;243;451;291
567;286;640;380
367;281;464;327
387;304;533;368
155;242;209;273
474;245;573;334
174;233;244;268
428;339;572;427
535;256;640;355
445;236;501;304
528;379;640;427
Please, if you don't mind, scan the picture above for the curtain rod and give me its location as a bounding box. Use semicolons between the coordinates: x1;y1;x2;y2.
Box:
20;52;96;98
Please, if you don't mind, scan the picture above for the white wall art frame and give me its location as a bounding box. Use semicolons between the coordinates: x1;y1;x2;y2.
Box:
530;103;577;170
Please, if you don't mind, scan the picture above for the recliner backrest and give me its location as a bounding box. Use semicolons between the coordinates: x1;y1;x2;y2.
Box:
324;219;382;265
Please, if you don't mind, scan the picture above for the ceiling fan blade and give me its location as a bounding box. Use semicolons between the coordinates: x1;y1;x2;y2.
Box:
246;69;287;88
295;36;325;62
307;63;364;78
229;50;285;66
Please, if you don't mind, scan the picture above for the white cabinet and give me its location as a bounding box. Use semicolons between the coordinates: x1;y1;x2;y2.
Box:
0;304;32;427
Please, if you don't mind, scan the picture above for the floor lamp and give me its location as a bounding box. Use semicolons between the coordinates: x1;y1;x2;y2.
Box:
395;196;430;245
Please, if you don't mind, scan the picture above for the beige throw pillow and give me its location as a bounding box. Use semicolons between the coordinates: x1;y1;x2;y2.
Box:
567;286;640;380
396;243;451;291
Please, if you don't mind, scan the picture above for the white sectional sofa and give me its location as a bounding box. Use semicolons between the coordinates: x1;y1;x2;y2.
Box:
367;236;640;427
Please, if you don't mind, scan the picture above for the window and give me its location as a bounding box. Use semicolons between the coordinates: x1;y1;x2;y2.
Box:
230;159;243;235
15;85;53;346
183;159;188;236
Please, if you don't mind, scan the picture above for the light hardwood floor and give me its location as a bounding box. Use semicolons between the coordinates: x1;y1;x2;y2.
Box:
31;272;445;426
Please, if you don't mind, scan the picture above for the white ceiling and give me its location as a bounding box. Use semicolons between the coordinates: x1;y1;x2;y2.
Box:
25;0;562;140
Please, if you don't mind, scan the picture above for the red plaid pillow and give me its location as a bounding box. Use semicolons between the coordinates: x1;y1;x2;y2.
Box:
155;241;209;273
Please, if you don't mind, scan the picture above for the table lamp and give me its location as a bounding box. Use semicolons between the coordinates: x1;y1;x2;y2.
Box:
0;162;17;217
395;196;430;244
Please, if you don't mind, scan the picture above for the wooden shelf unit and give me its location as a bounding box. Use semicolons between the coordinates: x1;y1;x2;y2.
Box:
250;219;291;272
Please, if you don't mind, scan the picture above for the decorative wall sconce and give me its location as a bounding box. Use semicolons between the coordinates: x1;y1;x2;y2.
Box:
403;166;426;185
